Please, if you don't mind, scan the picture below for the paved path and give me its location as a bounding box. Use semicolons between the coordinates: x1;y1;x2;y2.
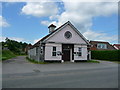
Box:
2;56;118;88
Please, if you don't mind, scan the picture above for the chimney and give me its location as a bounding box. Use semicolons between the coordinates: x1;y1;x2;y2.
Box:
48;24;56;33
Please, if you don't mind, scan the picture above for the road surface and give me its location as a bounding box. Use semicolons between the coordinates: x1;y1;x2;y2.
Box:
2;56;118;88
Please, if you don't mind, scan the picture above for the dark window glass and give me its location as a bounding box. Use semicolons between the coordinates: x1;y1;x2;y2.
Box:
40;47;43;54
52;52;56;56
64;31;72;39
78;47;82;56
52;46;56;56
53;47;56;51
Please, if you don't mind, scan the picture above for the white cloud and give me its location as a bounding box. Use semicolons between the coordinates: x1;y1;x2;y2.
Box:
0;37;24;42
41;20;58;26
1;0;119;2
2;1;117;44
1;0;54;2
40;2;117;32
83;30;118;43
40;2;118;43
40;21;50;26
0;16;10;27
52;2;118;33
21;2;58;17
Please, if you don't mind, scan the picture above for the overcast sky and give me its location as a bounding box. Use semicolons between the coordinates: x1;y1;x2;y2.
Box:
1;0;118;44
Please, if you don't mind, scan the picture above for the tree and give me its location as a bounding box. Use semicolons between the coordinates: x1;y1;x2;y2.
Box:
2;38;29;55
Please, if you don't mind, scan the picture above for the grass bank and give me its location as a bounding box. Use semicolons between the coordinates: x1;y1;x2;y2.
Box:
2;50;16;61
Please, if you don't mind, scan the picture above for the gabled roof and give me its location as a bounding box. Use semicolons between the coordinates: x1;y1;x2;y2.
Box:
48;24;56;28
90;40;110;44
89;40;116;50
32;21;89;48
113;44;120;50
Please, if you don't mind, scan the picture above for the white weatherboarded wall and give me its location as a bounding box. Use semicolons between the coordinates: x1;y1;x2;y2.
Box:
74;45;88;60
46;25;87;44
45;43;62;60
29;48;36;56
28;47;39;61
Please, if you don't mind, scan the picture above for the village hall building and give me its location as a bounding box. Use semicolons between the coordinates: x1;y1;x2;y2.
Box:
28;21;91;62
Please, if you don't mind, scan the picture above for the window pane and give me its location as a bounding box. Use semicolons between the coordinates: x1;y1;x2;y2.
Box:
52;52;56;56
77;52;81;56
78;48;81;51
97;44;107;49
53;47;56;51
78;47;82;56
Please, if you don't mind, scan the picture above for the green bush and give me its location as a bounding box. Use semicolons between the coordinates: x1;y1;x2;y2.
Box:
91;50;120;61
2;50;16;60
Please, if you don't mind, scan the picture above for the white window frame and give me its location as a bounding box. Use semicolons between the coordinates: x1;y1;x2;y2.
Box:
97;43;107;49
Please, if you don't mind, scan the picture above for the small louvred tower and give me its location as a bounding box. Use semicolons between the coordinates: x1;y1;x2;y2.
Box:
48;24;56;33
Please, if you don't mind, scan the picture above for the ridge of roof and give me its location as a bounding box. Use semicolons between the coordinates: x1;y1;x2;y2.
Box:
90;40;109;43
113;44;120;45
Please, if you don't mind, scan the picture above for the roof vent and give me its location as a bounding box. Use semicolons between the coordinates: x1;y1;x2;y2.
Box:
48;24;56;33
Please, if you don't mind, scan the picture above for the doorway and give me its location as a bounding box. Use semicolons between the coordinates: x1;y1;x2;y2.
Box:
62;44;74;61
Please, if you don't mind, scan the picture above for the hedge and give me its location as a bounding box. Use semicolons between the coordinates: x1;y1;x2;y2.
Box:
91;50;120;61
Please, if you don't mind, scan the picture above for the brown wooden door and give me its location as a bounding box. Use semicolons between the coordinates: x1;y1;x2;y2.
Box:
62;49;70;61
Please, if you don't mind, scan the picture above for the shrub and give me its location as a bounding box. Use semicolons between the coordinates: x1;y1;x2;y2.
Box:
91;50;120;61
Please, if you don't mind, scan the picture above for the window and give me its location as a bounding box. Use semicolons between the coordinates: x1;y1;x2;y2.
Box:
40;47;43;54
64;31;72;39
52;46;56;56
97;43;107;49
36;47;38;54
78;47;82;56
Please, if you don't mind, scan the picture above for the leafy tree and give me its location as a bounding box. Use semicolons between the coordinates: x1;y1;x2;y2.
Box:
2;38;29;55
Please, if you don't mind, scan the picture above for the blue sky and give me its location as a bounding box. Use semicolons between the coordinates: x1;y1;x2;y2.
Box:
1;1;118;44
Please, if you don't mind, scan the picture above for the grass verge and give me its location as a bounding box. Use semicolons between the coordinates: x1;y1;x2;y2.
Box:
26;57;100;64
26;57;48;64
75;60;100;63
87;60;100;63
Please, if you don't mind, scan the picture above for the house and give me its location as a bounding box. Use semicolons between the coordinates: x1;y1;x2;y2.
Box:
28;21;91;62
113;44;120;50
90;41;116;51
25;44;32;54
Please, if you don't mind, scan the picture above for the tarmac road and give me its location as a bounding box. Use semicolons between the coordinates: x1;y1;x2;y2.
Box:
2;56;118;88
